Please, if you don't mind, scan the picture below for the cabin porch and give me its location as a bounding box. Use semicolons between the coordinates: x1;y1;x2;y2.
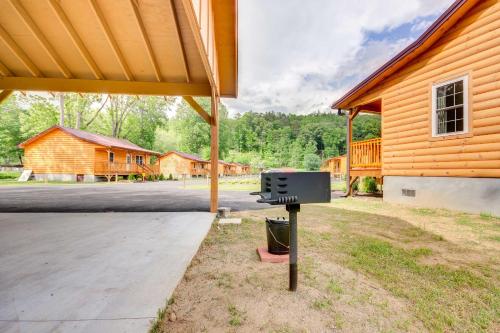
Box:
346;99;382;195
94;148;159;180
94;161;160;180
190;162;209;177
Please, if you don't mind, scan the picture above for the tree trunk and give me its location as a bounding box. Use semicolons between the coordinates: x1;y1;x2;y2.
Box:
76;111;81;129
59;94;64;126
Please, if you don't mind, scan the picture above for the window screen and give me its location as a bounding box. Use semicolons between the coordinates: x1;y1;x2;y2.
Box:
435;80;464;135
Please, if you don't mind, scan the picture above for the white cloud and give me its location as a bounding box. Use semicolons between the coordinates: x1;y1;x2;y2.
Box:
222;0;454;116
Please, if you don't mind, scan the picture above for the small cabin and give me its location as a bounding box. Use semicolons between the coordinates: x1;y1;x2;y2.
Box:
19;126;160;182
219;161;232;177
321;155;346;179
232;162;251;175
158;151;209;178
332;0;500;215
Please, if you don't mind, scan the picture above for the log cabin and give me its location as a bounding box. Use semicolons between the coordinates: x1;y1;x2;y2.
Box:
321;155;347;180
158;151;209;178
332;0;500;215
232;162;251;175
18;125;160;182
218;160;232;177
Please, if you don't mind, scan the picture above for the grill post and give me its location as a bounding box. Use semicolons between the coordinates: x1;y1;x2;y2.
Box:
286;203;300;291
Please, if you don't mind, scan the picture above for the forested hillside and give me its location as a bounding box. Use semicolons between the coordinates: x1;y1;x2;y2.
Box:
0;93;380;169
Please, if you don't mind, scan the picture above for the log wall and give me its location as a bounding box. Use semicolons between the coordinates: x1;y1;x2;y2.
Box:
23;129;98;175
347;0;500;177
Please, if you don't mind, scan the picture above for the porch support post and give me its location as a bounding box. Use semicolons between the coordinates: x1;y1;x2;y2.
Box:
345;108;359;196
210;89;219;213
345;109;352;196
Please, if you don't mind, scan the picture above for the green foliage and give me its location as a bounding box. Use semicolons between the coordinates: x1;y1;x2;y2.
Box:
303;153;321;170
158;173;165;181
228;304;245;326
121;96;169;150
361;177;378;193
0;95;24;164
128;174;136;181
0;171;21;179
352;179;359;192
168;173;173;180
1;93;381;169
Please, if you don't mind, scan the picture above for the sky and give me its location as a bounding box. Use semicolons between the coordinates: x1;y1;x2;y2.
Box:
222;0;455;117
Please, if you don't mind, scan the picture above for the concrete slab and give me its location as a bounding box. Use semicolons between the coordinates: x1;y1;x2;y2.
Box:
218;218;241;225
0;212;214;333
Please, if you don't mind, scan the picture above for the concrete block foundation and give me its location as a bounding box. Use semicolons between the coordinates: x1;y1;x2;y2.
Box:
32;174;98;182
33;173;76;182
384;176;500;216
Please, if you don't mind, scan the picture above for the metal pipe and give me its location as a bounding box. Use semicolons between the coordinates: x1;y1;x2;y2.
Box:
287;204;300;291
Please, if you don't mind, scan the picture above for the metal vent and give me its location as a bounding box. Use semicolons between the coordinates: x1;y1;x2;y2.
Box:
402;189;416;197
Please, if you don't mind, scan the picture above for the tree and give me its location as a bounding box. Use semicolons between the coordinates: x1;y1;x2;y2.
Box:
303;154;321;171
122;96;170;149
0;94;24;164
18;95;59;140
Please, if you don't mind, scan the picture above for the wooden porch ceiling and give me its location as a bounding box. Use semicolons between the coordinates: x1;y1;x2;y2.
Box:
0;0;237;100
355;99;381;114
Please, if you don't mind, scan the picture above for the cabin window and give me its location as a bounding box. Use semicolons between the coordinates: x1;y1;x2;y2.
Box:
126;154;131;164
136;155;143;165
432;75;468;136
109;152;114;162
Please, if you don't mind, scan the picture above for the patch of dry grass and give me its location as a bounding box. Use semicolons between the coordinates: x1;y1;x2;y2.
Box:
153;199;499;333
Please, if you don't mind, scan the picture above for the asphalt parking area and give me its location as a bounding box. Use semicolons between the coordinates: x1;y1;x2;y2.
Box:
0;181;262;212
0;212;214;333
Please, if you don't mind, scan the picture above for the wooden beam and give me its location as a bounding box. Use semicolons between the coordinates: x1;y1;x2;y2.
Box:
0;90;13;103
210;89;219;213
181;0;217;92
0;24;42;77
89;0;134;81
129;0;162;82
0;76;212;96
183;96;211;124
9;0;72;78
349;108;360;120
0;60;13;76
48;0;103;80
168;0;190;83
357;105;380;113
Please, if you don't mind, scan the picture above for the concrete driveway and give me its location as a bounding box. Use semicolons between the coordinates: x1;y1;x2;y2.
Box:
0;212;214;333
0;181;262;212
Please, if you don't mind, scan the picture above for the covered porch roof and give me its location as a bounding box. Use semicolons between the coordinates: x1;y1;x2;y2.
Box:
0;0;237;99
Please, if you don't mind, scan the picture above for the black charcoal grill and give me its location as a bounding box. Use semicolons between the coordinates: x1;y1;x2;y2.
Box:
251;171;331;291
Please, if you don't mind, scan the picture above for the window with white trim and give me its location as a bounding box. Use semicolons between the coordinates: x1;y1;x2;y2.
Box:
432;75;468;136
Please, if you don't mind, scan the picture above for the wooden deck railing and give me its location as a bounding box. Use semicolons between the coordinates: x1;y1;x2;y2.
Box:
350;138;381;169
190;167;208;176
94;162;158;175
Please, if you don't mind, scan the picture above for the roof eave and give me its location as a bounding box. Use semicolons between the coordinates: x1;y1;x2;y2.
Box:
331;0;478;109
